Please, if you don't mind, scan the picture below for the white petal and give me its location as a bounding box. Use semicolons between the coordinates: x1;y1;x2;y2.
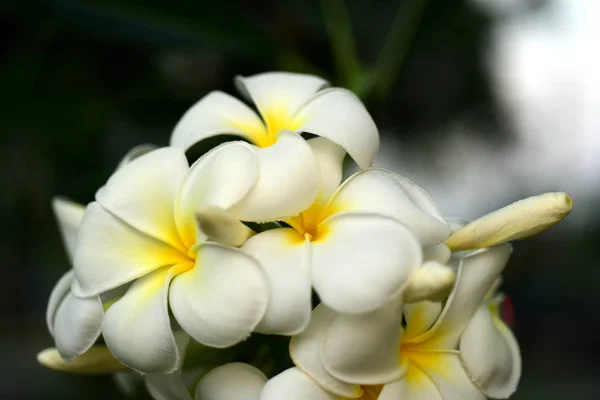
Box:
54;292;103;361
321;298;406;385
235;72;328;133
73;202;190;296
403;301;442;340
377;367;443;400
96;147;188;250
169;243;268;348
229;131;320;222
171;91;267;150
145;371;193;400
46;270;74;336
324;169;450;245
292;88;378;169
195;363;266;400
102;265;189;373
422;244;451;264
241;228;312;335
290;305;363;398
307;137;346;206
312;212;422;314
37;346;125;374
403;262;456;303
460;303;521;398
289;307;362;397
407;352;485;400
195;205;254;247
407;244;513;349
116;144;158;170
52;198;85;261
445;192;572;251
260;368;339;400
174;142;258;247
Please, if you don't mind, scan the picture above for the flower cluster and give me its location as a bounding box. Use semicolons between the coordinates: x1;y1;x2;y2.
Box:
39;72;572;400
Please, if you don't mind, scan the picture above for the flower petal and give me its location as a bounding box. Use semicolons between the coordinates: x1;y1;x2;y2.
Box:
116;144;158;170
235;72;328;135
37;346;125;374
407;352;485;400
195;363;266;400
54;292;103;361
260;368;340;400
445;192;572;251
174;142;259;247
73;202;190;296
323;169;450;245
403;262;456;303
241;228;312;335
312;212;422;314
96;147;188;251
377;366;444;400
171;91;267;150
102;265;190;373
145;370;192;400
422;244;451;264
308;137;346;207
407;244;513;349
52;198;85;260
169;243;268;348
229;131;320;222
321;298;406;385
292;88;378;169
403;301;442;340
460;303;521;398
290;305;363;398
46;270;74;336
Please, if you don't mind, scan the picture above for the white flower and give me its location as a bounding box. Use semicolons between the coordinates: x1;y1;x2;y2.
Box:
45;198;103;362
170;72;380;222
286;244;514;400
242;138;451;334
145;363;266;400
73;144;273;373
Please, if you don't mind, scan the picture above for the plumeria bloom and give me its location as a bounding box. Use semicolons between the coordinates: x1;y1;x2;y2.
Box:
45;198;104;362
170;72;379;222
145;363;266;400
72;144;278;373
242;137;451;334
281;244;513;400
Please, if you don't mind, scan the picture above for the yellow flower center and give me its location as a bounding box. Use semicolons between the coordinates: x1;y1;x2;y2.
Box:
285;201;324;242
358;385;384;400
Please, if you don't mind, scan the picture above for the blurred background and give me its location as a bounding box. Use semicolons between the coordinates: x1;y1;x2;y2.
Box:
2;0;599;398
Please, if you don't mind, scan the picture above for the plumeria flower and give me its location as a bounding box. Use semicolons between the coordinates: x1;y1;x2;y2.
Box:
45;198;104;362
170;71;379;222
242;137;451;334
283;244;513;400
73;144;275;373
145;363;266;400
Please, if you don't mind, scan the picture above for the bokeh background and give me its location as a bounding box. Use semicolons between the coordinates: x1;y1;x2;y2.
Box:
2;0;599;398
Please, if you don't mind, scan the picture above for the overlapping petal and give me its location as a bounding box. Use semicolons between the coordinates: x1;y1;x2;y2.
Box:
289;305;363;398
322;169;450;245
321;299;406;385
378;367;443;400
311;212;422;314
102;265;190;373
174;142;259;247
145;370;192;400
46;270;75;336
52;198;85;260
171;91;267;149
96;147;188;251
460;302;521;398
195;363;266;400
403;301;442;340
261;368;339;400
229;131;320;221
291;88;378;168
73;202;190;296
169;243;268;348
308;137;346;207
242;228;312;335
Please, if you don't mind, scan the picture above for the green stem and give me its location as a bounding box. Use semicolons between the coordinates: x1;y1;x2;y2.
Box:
367;0;429;101
320;0;363;92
